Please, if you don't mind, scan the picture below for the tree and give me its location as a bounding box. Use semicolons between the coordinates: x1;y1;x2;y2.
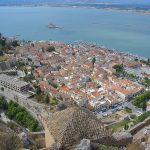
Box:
44;94;49;104
1;87;4;91
113;64;124;74
50;82;58;89
0;50;4;56
46;46;55;52
23;74;35;82
99;144;107;150
12;40;19;47
97;85;102;88
31;43;35;47
57;65;61;70
50;97;58;106
16;61;25;68
142;77;150;87
6;101;38;131
132;91;150;109
0;96;8;110
125;107;132;113
92;57;96;65
124;123;129;130
0;37;6;47
36;86;42;95
142;100;147;111
72;52;75;56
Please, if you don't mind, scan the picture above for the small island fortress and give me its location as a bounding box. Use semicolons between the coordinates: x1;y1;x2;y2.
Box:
47;23;63;29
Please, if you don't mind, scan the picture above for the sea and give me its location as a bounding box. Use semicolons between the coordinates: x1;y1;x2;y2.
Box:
0;6;150;57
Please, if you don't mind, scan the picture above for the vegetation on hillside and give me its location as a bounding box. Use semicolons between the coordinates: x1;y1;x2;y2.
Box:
35;86;58;106
6;101;38;131
23;74;35;82
112;111;150;132
49;81;58;89
0;55;9;61
125;107;132;113
142;77;150;87
0;96;8;110
16;60;26;69
99;144;119;150
113;64;124;76
0;97;38;131
46;46;55;52
134;111;150;124
0;33;19;52
0;33;19;62
132;91;150;111
0;121;22;150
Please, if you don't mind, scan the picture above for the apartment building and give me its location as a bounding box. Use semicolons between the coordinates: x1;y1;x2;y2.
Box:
0;74;29;93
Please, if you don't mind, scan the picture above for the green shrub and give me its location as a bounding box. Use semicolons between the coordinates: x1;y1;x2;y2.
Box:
132;91;150;110
46;46;55;52
0;96;8;110
6;101;38;131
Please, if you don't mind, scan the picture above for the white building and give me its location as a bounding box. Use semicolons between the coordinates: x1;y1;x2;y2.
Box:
0;74;29;93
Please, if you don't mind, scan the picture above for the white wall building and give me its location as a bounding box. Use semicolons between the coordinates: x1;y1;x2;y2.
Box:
0;74;29;93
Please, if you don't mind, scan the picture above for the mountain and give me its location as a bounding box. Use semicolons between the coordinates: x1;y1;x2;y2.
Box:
0;0;150;6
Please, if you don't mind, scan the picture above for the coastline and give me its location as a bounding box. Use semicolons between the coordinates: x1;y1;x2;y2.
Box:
97;7;150;15
0;4;150;16
73;41;148;60
1;6;149;58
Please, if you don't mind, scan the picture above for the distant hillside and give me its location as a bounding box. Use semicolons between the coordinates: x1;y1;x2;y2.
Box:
0;0;150;6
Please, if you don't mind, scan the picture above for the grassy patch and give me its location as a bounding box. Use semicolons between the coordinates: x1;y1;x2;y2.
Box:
6;101;38;131
99;144;119;150
125;107;132;113
50;98;58;106
0;55;9;61
111;119;131;131
111;111;150;132
134;111;150;124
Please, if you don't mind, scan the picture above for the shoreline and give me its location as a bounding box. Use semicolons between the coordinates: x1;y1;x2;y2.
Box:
1;5;149;59
0;5;150;16
17;38;147;60
72;41;148;60
10;35;148;59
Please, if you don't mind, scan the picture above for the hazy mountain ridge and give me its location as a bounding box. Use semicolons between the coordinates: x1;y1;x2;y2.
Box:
0;0;150;12
0;0;150;5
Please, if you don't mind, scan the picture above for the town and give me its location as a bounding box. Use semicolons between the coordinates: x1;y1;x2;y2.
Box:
12;40;149;114
0;34;150;149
